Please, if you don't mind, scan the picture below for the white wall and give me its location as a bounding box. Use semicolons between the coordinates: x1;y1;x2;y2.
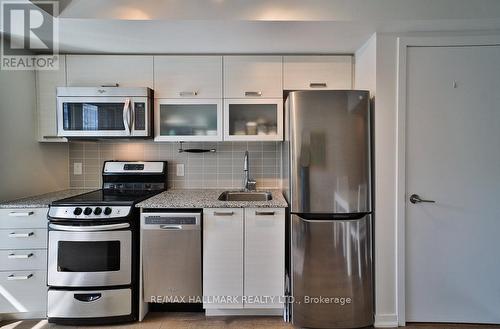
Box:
0;69;69;201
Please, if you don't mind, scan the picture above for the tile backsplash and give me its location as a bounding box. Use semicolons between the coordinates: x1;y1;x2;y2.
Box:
69;141;282;190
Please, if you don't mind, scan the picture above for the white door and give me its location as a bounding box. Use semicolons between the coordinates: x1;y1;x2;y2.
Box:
244;208;285;309
202;208;244;309
406;45;500;323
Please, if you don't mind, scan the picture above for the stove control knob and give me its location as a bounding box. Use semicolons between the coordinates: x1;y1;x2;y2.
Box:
104;207;112;215
84;207;93;216
94;207;102;215
73;207;83;215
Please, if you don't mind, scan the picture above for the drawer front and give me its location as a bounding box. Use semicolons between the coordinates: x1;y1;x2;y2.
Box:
48;288;131;318
0;270;47;314
0;249;47;271
0;208;48;229
0;229;47;250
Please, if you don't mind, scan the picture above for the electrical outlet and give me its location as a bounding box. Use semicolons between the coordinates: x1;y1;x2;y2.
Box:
73;162;83;175
176;164;185;177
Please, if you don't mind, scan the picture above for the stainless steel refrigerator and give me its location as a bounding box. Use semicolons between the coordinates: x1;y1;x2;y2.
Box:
284;90;373;328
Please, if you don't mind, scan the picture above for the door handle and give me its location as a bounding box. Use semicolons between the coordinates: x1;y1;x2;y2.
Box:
123;98;131;134
409;194;435;204
244;91;262;97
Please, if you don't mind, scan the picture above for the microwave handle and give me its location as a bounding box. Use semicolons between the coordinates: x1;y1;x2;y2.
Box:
123;98;131;135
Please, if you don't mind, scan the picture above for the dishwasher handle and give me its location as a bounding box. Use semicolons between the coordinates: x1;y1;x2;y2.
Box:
160;225;183;230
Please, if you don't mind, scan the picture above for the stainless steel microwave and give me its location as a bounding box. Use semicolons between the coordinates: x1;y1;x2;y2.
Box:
56;87;153;138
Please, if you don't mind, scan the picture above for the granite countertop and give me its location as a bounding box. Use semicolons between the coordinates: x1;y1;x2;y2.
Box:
0;189;94;209
136;189;288;209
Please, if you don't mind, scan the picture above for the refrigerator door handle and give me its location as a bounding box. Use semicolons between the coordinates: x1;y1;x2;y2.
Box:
292;212;370;222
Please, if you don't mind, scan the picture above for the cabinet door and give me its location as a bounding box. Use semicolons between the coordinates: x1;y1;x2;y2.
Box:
224;56;282;98
154;56;222;98
155;98;222;142
283;55;352;90
36;55;67;142
224;98;283;141
0;270;47;314
244;208;285;309
203;208;244;309
66;55;153;88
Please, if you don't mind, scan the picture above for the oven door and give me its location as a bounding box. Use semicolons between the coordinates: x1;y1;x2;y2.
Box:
48;224;131;287
56;96;149;137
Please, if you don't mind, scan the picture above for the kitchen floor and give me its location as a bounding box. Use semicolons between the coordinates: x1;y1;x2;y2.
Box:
2;313;500;329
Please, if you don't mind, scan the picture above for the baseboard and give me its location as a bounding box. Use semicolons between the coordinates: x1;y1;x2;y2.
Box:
374;313;398;328
205;308;283;316
0;312;46;321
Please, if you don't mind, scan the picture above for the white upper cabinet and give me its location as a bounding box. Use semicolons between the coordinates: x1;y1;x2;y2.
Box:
154;56;222;98
283;55;352;90
36;55;67;142
224;56;282;98
66;55;153;88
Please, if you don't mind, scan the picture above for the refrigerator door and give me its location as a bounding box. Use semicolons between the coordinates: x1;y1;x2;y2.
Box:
291;213;373;328
288;90;371;214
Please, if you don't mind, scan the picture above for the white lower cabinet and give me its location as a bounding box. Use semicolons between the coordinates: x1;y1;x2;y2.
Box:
203;207;285;312
0;208;48;319
244;208;285;309
203;209;244;309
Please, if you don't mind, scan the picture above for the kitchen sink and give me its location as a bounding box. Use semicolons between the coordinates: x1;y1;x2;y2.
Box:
218;191;273;202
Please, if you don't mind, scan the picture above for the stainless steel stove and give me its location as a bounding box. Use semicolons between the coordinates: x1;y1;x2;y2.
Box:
47;161;167;325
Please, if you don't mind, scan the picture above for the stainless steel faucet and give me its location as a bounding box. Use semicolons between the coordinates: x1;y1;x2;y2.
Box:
243;150;257;191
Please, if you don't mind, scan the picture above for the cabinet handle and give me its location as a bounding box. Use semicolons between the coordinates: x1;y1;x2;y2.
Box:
244;91;262;97
8;211;34;217
8;253;34;259
179;91;198;97
7;274;33;280
213;211;234;216
8;232;34;238
309;82;327;88
42;136;63;139
255;211;276;216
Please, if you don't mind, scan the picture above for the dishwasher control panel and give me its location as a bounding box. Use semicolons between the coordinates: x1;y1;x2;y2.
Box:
145;216;197;225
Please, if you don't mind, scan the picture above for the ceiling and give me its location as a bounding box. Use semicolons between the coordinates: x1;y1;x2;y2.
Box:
9;0;500;53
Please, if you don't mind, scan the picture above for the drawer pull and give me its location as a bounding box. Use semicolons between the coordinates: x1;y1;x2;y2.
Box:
213;211;234;216
244;91;262;97
8;253;34;259
8;211;34;217
9;232;34;238
74;293;102;302
255;211;276;216
309;82;327;88
7;273;33;280
179;91;198;97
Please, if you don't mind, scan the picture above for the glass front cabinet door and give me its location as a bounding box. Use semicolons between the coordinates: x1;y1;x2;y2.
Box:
155;99;223;141
224;98;283;141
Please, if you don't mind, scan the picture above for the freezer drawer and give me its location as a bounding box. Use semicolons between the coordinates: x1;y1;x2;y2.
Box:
291;213;373;328
142;212;202;303
47;288;131;318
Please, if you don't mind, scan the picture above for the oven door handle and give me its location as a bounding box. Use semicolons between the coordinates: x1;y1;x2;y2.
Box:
49;223;130;232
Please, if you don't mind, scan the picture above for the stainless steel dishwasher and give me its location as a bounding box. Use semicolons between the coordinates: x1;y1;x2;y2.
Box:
141;211;202;303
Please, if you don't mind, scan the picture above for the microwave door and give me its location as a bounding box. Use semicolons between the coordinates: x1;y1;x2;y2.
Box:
57;96;131;137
